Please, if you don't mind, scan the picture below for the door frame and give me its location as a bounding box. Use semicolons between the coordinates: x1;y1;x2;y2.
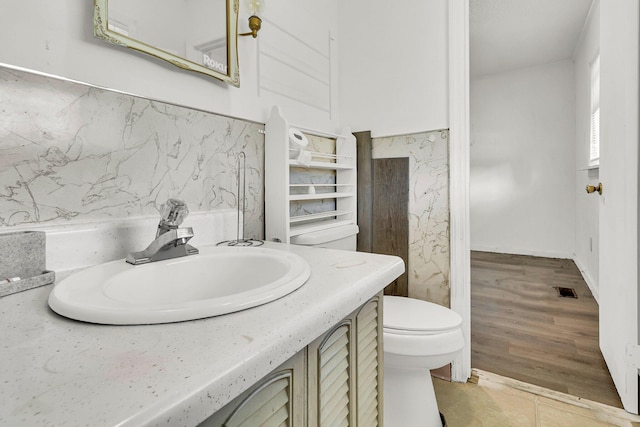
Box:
448;0;472;383
450;0;640;412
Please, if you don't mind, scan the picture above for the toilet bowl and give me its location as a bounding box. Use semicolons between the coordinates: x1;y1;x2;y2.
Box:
383;295;464;427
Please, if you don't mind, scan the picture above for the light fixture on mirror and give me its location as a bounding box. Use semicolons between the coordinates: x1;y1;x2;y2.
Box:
239;0;264;38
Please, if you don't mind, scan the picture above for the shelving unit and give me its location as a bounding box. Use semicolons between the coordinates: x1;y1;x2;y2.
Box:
265;106;358;245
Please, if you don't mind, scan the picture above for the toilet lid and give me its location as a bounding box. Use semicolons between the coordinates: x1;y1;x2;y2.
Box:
383;296;462;334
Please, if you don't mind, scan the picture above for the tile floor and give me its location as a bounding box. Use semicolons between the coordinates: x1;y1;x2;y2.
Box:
434;370;640;426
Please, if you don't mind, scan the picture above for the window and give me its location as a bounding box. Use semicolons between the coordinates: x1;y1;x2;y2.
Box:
589;54;600;166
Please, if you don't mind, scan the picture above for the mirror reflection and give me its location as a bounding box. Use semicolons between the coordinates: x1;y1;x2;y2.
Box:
94;0;239;86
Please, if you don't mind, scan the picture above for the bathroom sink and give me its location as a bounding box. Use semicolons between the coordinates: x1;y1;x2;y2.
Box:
48;246;311;325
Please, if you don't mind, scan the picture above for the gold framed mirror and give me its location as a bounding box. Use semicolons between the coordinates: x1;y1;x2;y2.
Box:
94;0;240;87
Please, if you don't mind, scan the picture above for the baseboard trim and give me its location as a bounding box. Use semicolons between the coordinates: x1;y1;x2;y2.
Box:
573;255;599;303
470;246;573;260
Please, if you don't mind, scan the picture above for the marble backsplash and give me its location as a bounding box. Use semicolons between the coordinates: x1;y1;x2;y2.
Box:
372;130;450;307
0;66;264;239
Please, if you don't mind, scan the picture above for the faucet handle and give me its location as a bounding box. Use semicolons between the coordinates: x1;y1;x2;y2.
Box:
159;198;189;227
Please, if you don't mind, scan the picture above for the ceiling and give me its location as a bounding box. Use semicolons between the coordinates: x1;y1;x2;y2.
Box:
470;0;594;77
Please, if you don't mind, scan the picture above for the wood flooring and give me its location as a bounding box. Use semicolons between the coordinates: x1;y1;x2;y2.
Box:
470;251;623;408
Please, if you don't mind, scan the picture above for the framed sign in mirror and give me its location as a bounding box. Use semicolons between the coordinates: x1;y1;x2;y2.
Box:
94;0;240;87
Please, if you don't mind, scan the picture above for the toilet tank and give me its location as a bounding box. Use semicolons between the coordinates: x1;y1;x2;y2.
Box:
290;224;359;251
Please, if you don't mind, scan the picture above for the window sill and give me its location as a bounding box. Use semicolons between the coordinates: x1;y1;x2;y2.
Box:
579;164;600;171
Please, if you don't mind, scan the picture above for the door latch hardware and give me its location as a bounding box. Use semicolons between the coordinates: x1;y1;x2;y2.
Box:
586;183;603;195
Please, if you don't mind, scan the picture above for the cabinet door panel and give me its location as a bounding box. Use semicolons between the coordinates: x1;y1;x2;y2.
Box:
309;321;353;426
319;324;351;426
356;297;381;426
200;352;305;427
226;374;290;427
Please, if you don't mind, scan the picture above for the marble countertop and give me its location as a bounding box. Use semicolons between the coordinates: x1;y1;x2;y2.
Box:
0;242;403;427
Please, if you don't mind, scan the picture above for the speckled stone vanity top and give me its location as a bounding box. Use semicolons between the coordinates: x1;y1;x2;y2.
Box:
0;242;403;427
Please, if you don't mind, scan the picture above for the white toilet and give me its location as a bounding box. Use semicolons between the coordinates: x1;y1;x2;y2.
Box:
289;226;463;426
383;295;464;427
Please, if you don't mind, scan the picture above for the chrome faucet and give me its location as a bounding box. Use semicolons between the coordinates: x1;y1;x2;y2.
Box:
126;199;199;265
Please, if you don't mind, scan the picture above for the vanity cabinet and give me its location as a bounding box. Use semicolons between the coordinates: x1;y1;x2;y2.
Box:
200;294;383;426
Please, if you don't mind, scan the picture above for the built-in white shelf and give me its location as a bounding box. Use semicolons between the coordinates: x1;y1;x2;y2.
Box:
289;148;353;161
265;106;357;244
290;219;356;237
288;159;354;170
289;210;352;224
289;192;354;201
289;184;352;188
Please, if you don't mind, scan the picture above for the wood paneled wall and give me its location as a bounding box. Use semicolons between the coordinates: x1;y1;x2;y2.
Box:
355;131;373;252
373;158;409;296
356;131;410;296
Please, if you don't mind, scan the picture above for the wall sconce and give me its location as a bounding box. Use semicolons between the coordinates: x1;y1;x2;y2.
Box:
239;0;264;38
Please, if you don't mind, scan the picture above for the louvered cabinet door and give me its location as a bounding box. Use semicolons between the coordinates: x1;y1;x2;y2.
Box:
200;351;306;427
355;296;382;427
308;321;355;427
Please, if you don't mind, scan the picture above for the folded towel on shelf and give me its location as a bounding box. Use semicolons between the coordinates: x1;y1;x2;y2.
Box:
297;149;313;167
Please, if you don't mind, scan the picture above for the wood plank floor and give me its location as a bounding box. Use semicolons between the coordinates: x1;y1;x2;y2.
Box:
470;251;623;408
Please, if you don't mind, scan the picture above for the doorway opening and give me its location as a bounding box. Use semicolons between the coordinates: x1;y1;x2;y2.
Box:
468;0;620;408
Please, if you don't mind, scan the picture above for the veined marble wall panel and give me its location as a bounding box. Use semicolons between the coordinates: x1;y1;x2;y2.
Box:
372;130;450;307
0;66;264;239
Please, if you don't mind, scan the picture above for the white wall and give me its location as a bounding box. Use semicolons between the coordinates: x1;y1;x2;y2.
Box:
573;0;600;299
470;60;576;258
247;1;340;130
0;0;340;130
337;0;449;137
0;0;451;136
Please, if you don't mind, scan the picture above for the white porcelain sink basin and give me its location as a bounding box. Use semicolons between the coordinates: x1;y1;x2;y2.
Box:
48;246;311;325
